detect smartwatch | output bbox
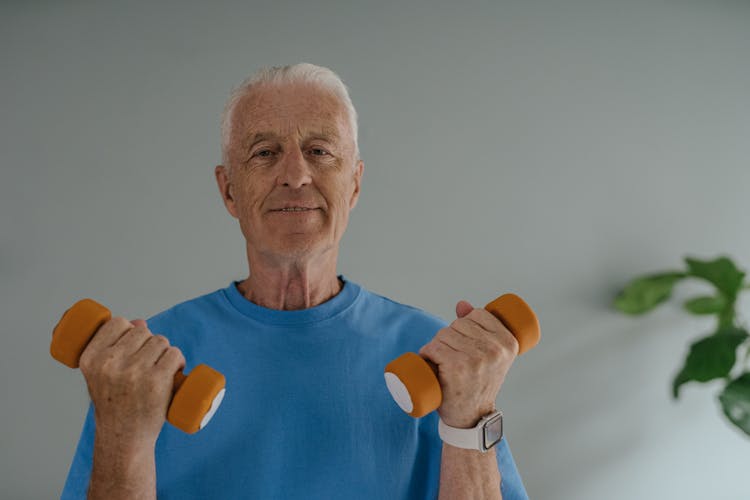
[438,410,504,453]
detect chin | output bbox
[273,238,326,258]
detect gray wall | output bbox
[2,0,749,498]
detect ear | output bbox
[215,164,239,219]
[349,160,364,210]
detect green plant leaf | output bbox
[684,255,746,301]
[672,327,749,398]
[718,373,750,437]
[683,295,727,315]
[613,272,686,315]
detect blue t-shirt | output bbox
[61,275,528,499]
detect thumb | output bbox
[130,318,148,328]
[455,300,474,318]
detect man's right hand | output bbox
[78,317,186,447]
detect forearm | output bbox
[87,431,156,500]
[438,443,502,500]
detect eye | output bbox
[309,148,329,156]
[254,149,274,158]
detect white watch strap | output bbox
[438,410,504,452]
[438,417,483,450]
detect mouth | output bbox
[270,207,320,214]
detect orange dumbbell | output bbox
[384,293,540,418]
[51,298,226,434]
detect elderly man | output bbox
[61,63,528,499]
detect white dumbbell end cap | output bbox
[384,372,413,414]
[199,388,226,430]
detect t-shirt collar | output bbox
[223,274,361,326]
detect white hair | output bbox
[220,63,360,169]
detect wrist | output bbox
[94,425,156,456]
[94,413,160,448]
[440,404,496,429]
[438,409,504,453]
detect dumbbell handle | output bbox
[384,293,540,418]
[51,298,226,434]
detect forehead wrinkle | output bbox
[241,124,343,149]
[232,90,351,153]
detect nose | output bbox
[277,147,312,189]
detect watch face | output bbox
[483,413,503,450]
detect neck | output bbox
[236,251,343,311]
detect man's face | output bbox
[216,83,363,264]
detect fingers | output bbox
[134,334,187,374]
[134,334,172,367]
[112,322,152,357]
[81,316,180,372]
[423,328,495,366]
[419,336,465,367]
[131,318,148,329]
[83,316,135,354]
[452,308,520,355]
[418,303,522,427]
[79,316,148,373]
[154,345,186,375]
[419,313,519,368]
[456,308,504,339]
[122,327,185,373]
[439,326,481,356]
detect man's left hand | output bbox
[418,300,519,428]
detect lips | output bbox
[271,207,319,212]
[270,204,320,212]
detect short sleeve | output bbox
[496,436,529,500]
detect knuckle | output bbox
[124,328,148,343]
[173,346,186,361]
[419,343,437,360]
[485,342,503,358]
[78,350,92,371]
[468,309,486,322]
[128,323,148,335]
[99,352,118,372]
[469,349,484,364]
[91,357,118,384]
[110,316,131,329]
[505,334,520,355]
[422,345,439,361]
[80,348,107,373]
[137,329,153,342]
[121,367,139,384]
[163,345,185,364]
[150,334,170,347]
[440,326,459,340]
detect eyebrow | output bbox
[241,132,277,151]
[244,128,342,150]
